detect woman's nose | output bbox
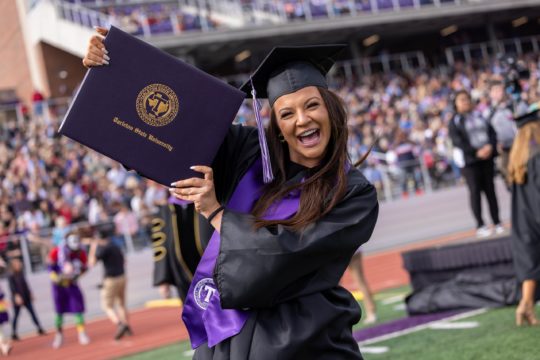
[296,111,310,126]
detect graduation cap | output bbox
[240,44,347,106]
[240,44,347,183]
[514,103,540,128]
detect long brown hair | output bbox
[508,121,540,185]
[252,87,353,231]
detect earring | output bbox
[278,133,286,143]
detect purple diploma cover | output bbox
[59,26,245,186]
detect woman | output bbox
[507,107,540,326]
[449,90,503,238]
[84,30,378,359]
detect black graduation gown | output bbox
[194,125,379,360]
[511,152,540,282]
[151,203,210,301]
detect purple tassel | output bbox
[250,79,274,184]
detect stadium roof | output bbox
[144,0,540,69]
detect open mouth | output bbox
[297,129,321,147]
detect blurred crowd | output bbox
[1,51,539,263]
[0,95,169,263]
[237,54,540,197]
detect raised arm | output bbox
[215,173,379,309]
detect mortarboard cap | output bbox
[514,103,540,128]
[240,44,347,106]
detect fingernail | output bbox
[104,54,110,61]
[168,188,174,192]
[102,59,110,65]
[170,182,176,187]
[190,166,195,169]
[103,48,109,54]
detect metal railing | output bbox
[49,0,472,36]
[445,35,540,66]
[354,151,460,201]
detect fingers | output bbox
[89,35,106,50]
[190,165,214,181]
[82,57,104,68]
[84,35,109,68]
[94,26,109,36]
[169,187,206,197]
[83,52,108,68]
[89,47,109,61]
[171,177,205,188]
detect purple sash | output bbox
[182,159,300,348]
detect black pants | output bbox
[12,301,42,335]
[461,160,500,228]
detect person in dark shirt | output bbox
[449,89,503,238]
[88,236,132,340]
[8,257,45,340]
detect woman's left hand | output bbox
[169,166,221,219]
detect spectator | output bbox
[8,257,45,341]
[112,202,139,251]
[449,90,503,237]
[88,236,132,340]
[48,233,90,348]
[486,80,517,189]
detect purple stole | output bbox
[182,159,301,348]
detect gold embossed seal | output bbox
[136,84,179,127]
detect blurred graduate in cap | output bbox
[84,33,378,359]
[508,104,540,327]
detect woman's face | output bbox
[455,93,472,113]
[273,86,331,168]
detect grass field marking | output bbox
[183,349,195,357]
[358,308,488,346]
[359,346,390,354]
[374,292,408,301]
[381,295,406,305]
[393,304,406,311]
[429,321,479,330]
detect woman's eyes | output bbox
[280,112,292,119]
[280,103,319,119]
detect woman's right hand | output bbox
[82,26,110,68]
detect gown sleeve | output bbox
[211,125,260,203]
[214,172,379,309]
[529,153,540,216]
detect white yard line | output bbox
[381,294,406,305]
[429,321,479,329]
[359,346,390,354]
[358,308,487,346]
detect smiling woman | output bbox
[182,45,378,360]
[83,35,379,360]
[254,85,350,231]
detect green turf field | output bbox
[120,286,539,360]
[362,307,540,360]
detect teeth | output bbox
[299,129,317,137]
